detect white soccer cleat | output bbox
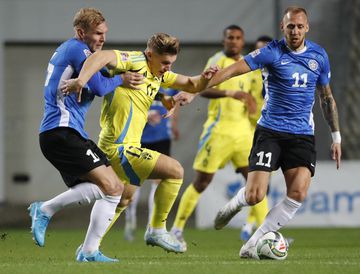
[239,243,260,260]
[170,228,187,252]
[144,227,186,253]
[214,196,242,230]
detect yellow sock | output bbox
[100,205,126,245]
[253,195,269,227]
[173,184,201,230]
[150,178,182,229]
[246,207,256,225]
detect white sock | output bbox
[242,222,254,234]
[82,194,121,254]
[125,187,140,229]
[147,181,158,224]
[246,196,302,247]
[40,182,104,217]
[229,187,249,209]
[150,227,166,234]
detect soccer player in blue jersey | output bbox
[124,87,180,241]
[28,8,142,262]
[209,6,342,259]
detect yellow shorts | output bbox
[193,129,253,173]
[100,143,160,186]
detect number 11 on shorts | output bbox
[86,149,100,163]
[256,151,272,167]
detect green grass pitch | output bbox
[0,228,359,274]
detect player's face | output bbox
[281,11,309,51]
[223,29,244,57]
[255,41,267,50]
[82,22,108,52]
[147,51,177,77]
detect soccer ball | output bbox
[256,231,288,260]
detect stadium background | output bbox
[0,0,359,229]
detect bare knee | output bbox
[245,189,266,205]
[193,172,213,193]
[193,179,211,193]
[171,160,184,179]
[287,189,307,202]
[100,176,124,196]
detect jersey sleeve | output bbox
[67,42,90,73]
[317,49,331,86]
[113,50,140,71]
[244,41,277,70]
[160,71,178,88]
[67,44,123,97]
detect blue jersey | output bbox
[141,88,178,144]
[39,38,122,139]
[244,39,331,135]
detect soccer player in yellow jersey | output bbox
[62,33,218,253]
[170,25,269,247]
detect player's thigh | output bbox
[281,134,316,177]
[248,126,282,173]
[284,167,311,202]
[85,165,124,195]
[149,153,183,180]
[40,128,113,188]
[193,133,233,173]
[106,144,161,186]
[232,131,253,170]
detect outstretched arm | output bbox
[318,84,341,169]
[61,50,118,101]
[169,65,219,93]
[207,59,252,88]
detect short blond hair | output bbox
[146,33,180,55]
[73,8,105,31]
[284,6,308,17]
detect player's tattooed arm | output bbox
[318,84,340,132]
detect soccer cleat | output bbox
[28,202,51,247]
[76,245,119,262]
[170,228,187,252]
[214,196,242,230]
[144,227,186,253]
[239,243,260,260]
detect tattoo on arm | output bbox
[318,85,340,132]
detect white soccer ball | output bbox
[256,231,289,260]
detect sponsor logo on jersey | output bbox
[308,59,319,71]
[250,49,261,58]
[83,49,92,57]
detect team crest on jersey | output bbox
[83,49,92,57]
[250,49,261,58]
[120,52,129,61]
[308,59,319,71]
[141,152,153,160]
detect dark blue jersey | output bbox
[244,39,331,135]
[39,38,122,139]
[141,88,178,144]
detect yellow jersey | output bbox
[204,51,254,135]
[99,50,177,146]
[249,69,264,128]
